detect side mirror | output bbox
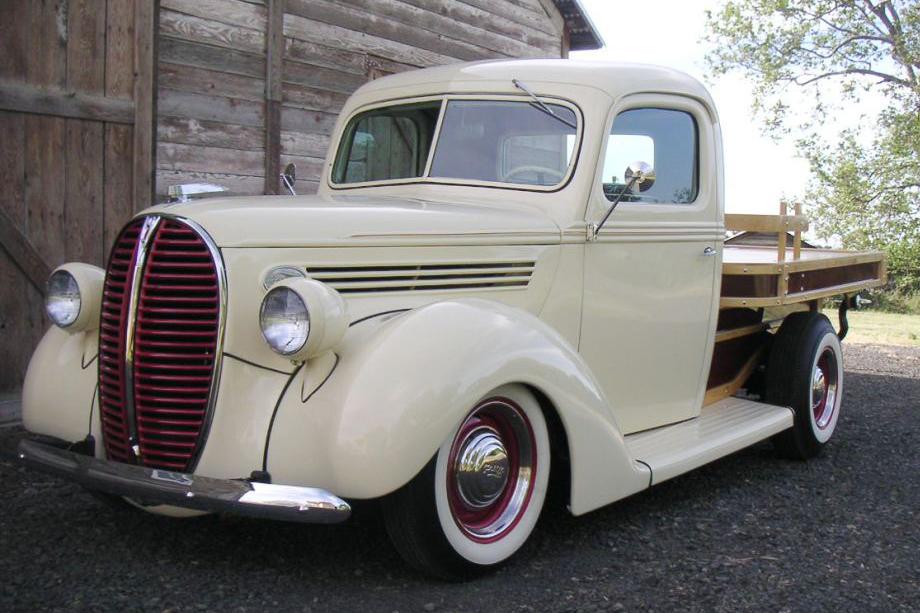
[281,163,297,196]
[624,161,655,193]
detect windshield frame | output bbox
[328,93,584,193]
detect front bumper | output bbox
[18,439,351,524]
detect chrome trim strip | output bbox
[18,439,351,524]
[124,216,161,455]
[422,98,447,177]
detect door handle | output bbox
[702,246,717,257]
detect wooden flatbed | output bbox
[704,206,886,406]
[720,207,886,308]
[721,246,886,308]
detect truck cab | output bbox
[19,60,885,579]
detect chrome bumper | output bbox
[18,439,351,524]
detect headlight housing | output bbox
[45,264,105,332]
[259,278,348,360]
[262,265,306,291]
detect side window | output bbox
[345,116,418,183]
[602,108,698,204]
[333,101,440,184]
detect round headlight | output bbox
[263,265,306,290]
[260,286,311,355]
[46,270,82,328]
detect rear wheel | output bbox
[766,311,844,459]
[382,384,550,580]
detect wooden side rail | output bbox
[724,213,809,234]
[725,202,809,262]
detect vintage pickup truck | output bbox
[19,60,886,579]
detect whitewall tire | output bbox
[382,384,550,579]
[767,311,845,459]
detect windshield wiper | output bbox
[512,79,577,130]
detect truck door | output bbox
[579,94,722,435]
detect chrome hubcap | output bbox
[455,428,510,508]
[811,368,826,409]
[447,398,536,543]
[811,348,839,430]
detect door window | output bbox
[602,108,698,204]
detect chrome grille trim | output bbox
[123,216,162,456]
[98,213,227,473]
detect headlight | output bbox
[45,264,105,332]
[260,286,311,356]
[46,270,81,327]
[258,278,348,360]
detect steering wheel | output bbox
[500,165,565,184]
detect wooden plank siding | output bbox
[155,0,269,197]
[155,0,566,197]
[0,0,155,391]
[1,0,570,391]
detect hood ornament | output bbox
[166,183,228,204]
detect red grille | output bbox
[98,218,221,471]
[98,220,145,464]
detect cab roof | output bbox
[353,59,716,109]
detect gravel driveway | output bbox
[1,344,917,612]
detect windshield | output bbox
[332,98,579,188]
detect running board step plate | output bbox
[624,397,794,485]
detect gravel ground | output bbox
[1,343,917,612]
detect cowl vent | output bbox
[306,262,536,294]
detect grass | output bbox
[822,309,920,347]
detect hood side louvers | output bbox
[306,261,536,294]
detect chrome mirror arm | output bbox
[281,163,297,196]
[591,161,656,240]
[591,175,639,241]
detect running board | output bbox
[624,397,794,485]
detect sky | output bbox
[572,0,812,215]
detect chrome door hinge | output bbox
[586,223,599,242]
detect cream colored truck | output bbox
[19,60,886,579]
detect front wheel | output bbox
[382,384,550,580]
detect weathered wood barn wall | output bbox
[0,0,157,391]
[156,0,601,196]
[0,0,601,391]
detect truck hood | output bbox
[145,194,561,248]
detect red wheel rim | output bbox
[811,348,839,430]
[446,397,537,544]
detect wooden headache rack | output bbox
[704,203,887,407]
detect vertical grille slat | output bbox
[97,217,222,472]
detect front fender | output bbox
[266,299,649,514]
[22,326,98,443]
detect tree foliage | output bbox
[705,1,920,291]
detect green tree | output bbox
[704,0,920,292]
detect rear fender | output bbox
[265,299,649,514]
